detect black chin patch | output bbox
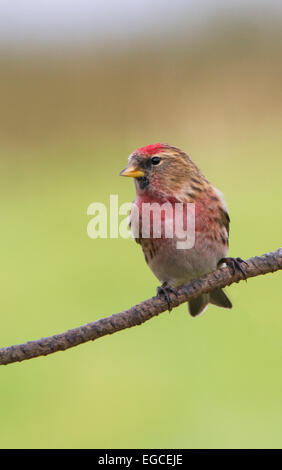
[137,176,149,190]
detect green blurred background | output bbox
[0,1,281,449]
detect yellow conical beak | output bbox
[119,165,145,178]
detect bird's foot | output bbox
[217,257,248,280]
[157,281,178,312]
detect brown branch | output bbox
[0,248,281,366]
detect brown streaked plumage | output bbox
[120,143,233,316]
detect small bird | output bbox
[120,143,244,316]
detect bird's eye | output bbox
[151,156,161,165]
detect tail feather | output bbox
[188,294,209,317]
[188,288,232,317]
[209,288,232,309]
